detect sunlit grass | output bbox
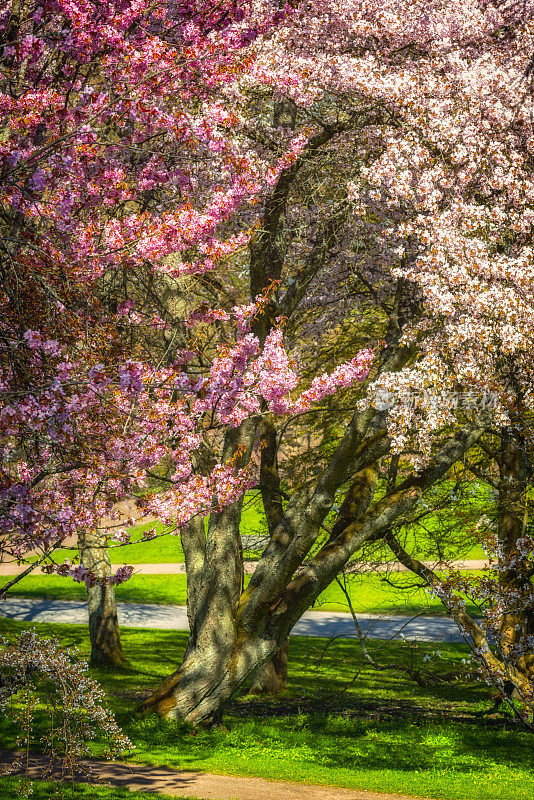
[0,778,197,800]
[1,570,482,618]
[0,619,531,800]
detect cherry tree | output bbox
[0,0,301,565]
[139,0,534,722]
[0,0,378,708]
[0,628,133,796]
[0,0,305,668]
[3,0,534,729]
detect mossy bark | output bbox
[142,632,276,724]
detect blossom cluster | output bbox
[0,629,133,792]
[250,0,534,463]
[0,1,306,577]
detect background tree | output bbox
[379,410,534,721]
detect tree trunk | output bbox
[142,630,276,723]
[250,639,288,695]
[180,516,206,630]
[141,412,482,724]
[496,428,534,683]
[142,420,257,722]
[79,530,130,669]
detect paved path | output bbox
[0,559,489,576]
[0,596,465,642]
[0,751,427,800]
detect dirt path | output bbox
[0,750,429,800]
[0,559,490,576]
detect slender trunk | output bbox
[78,530,130,669]
[250,638,288,695]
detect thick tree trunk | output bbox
[180,516,206,630]
[141,407,482,724]
[253,411,289,696]
[250,639,288,695]
[142,630,276,723]
[79,530,130,669]
[143,420,257,722]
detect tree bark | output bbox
[142,629,277,723]
[143,420,256,722]
[78,530,130,669]
[180,516,206,630]
[250,638,288,695]
[495,427,534,681]
[251,417,289,695]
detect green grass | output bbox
[0,570,483,617]
[397,527,486,562]
[0,573,187,606]
[0,778,197,800]
[107,522,186,564]
[315,571,482,616]
[46,521,185,565]
[0,618,531,800]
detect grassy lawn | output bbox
[95,524,485,565]
[0,618,531,800]
[0,571,482,617]
[0,778,197,800]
